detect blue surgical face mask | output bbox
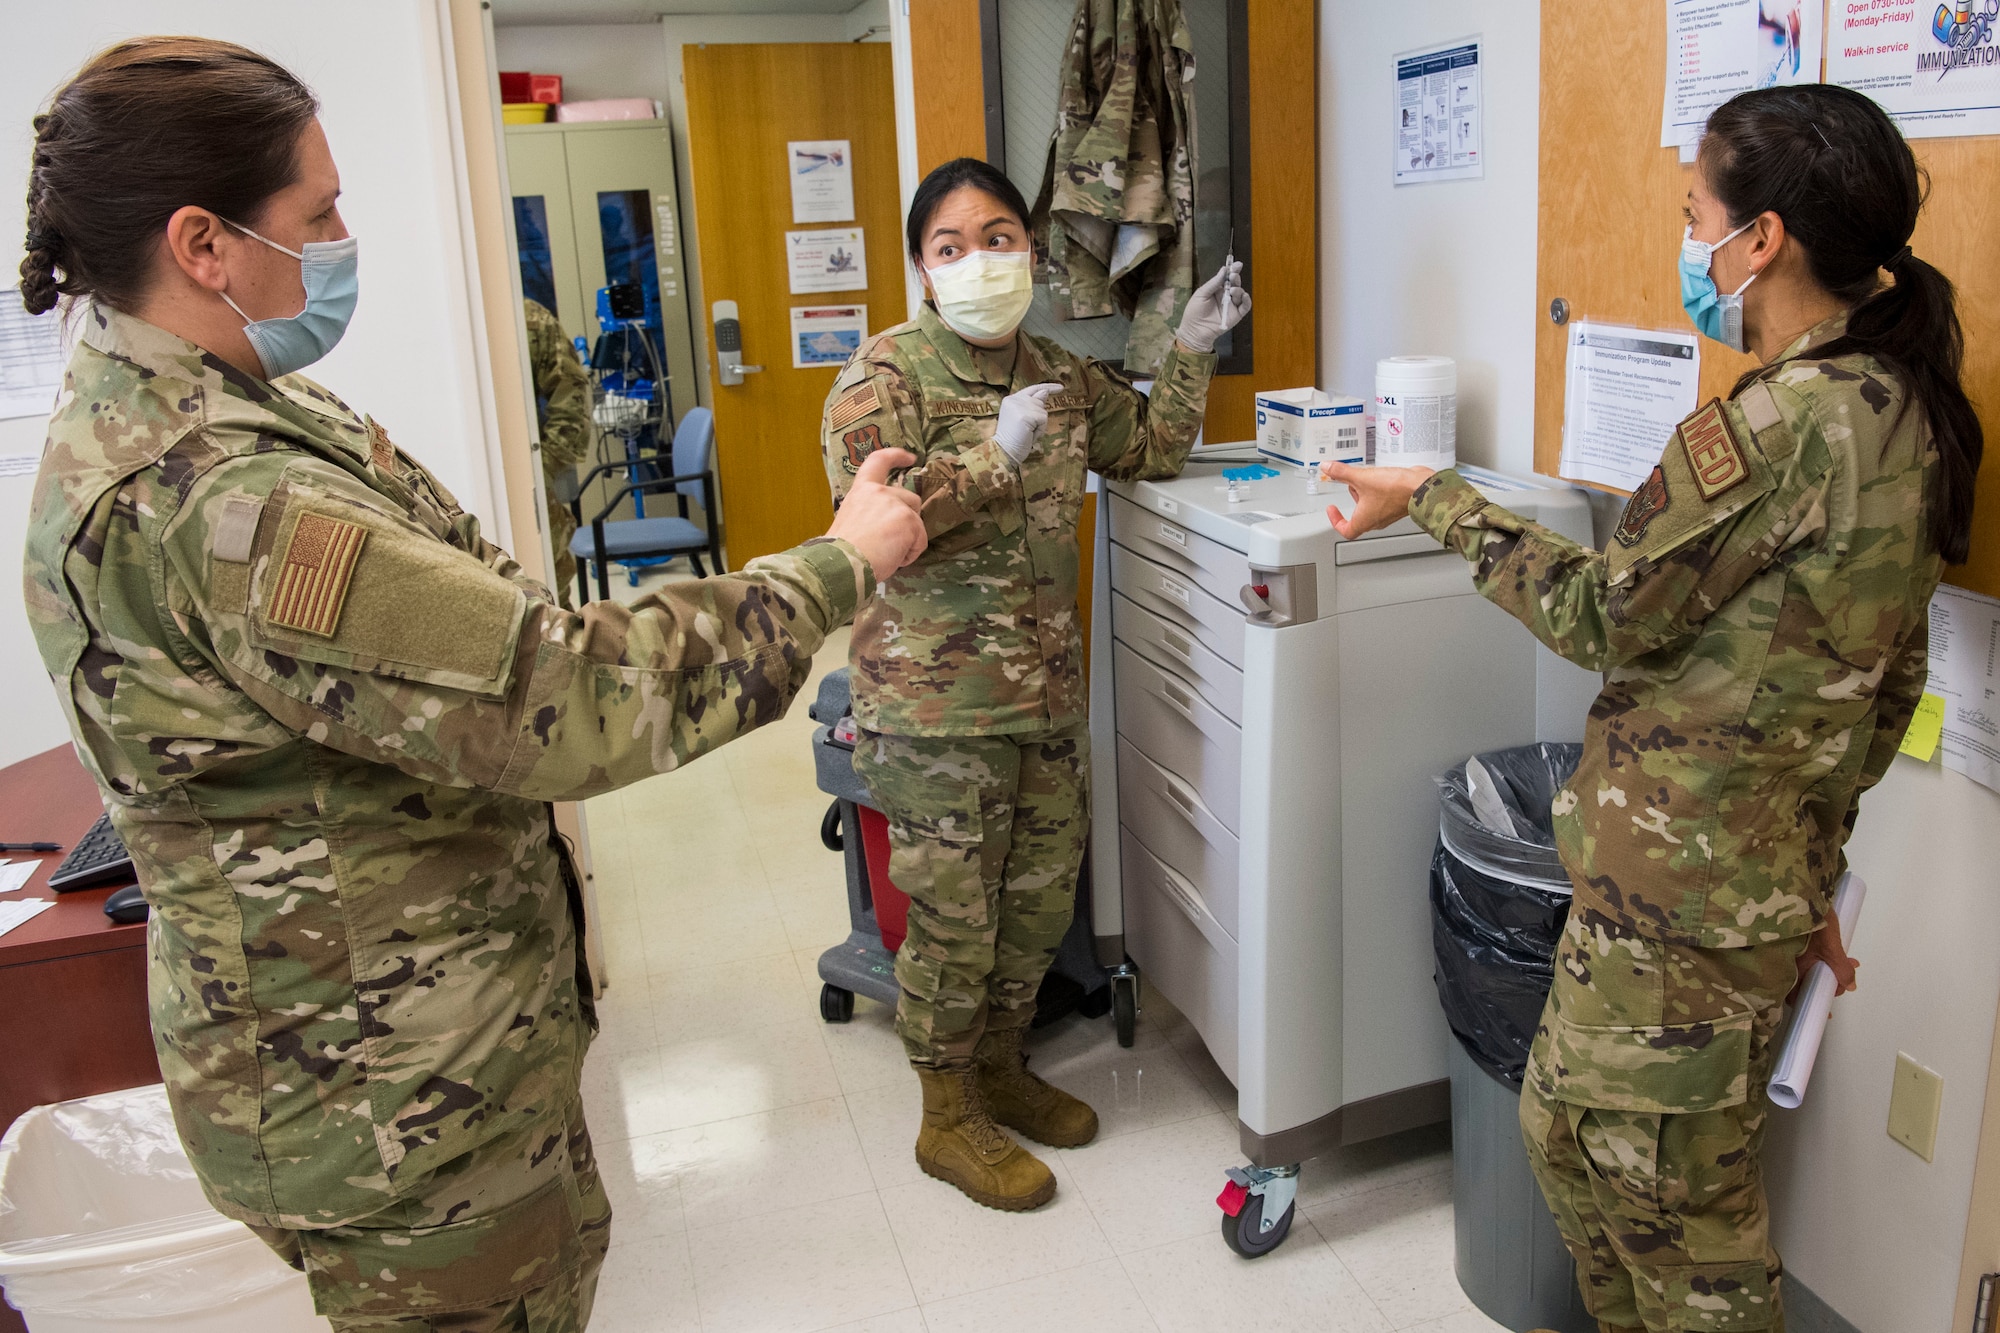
[1679,221,1755,351]
[217,221,359,379]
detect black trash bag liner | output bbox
[1430,743,1581,1085]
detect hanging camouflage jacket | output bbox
[821,303,1214,736]
[21,306,867,1269]
[1412,313,1941,949]
[1033,0,1199,376]
[525,298,593,603]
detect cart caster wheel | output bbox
[1112,973,1137,1048]
[1220,1189,1295,1258]
[819,983,855,1023]
[819,800,844,852]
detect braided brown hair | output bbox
[21,36,319,316]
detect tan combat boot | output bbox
[975,1025,1100,1148]
[914,1065,1057,1211]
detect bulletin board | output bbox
[1534,5,2000,598]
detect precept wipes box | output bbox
[1255,389,1367,467]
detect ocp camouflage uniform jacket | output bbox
[1414,313,1939,956]
[23,307,868,1275]
[1031,0,1199,376]
[822,303,1214,737]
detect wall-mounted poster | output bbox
[1393,39,1482,185]
[789,139,855,223]
[1662,0,1825,154]
[792,305,868,368]
[1827,1,2000,139]
[786,228,868,294]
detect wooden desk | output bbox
[0,745,159,1133]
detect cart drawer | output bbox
[1112,641,1242,836]
[1109,492,1254,613]
[1116,735,1239,940]
[1108,544,1246,666]
[1110,592,1244,725]
[1120,826,1238,1083]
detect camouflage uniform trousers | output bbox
[852,720,1090,1066]
[249,1100,612,1333]
[1520,906,1809,1332]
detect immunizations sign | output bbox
[1393,40,1482,185]
[1827,0,2000,138]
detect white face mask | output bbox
[925,249,1033,342]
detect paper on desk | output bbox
[1769,871,1866,1110]
[0,859,40,893]
[0,897,53,939]
[1559,322,1700,493]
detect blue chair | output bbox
[569,406,724,603]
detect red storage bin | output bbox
[529,74,563,105]
[855,806,911,954]
[498,70,532,103]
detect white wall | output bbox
[1320,0,1541,473]
[494,5,890,398]
[0,0,501,770]
[1766,759,2000,1333]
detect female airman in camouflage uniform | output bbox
[1327,86,1982,1333]
[19,39,926,1332]
[820,158,1248,1210]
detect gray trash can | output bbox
[1432,745,1594,1333]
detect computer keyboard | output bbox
[47,813,135,892]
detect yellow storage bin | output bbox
[502,103,551,125]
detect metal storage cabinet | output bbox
[1087,459,1598,1254]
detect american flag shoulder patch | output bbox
[827,380,886,432]
[267,511,367,638]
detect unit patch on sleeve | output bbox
[1613,465,1670,548]
[828,380,887,433]
[841,424,882,472]
[267,512,367,637]
[1678,398,1750,501]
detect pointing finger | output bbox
[853,447,917,486]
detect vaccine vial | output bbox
[1226,477,1243,504]
[1303,464,1321,496]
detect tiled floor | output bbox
[577,618,1506,1333]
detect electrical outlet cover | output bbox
[1887,1051,1944,1162]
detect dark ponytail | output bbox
[21,37,320,317]
[1703,84,1983,565]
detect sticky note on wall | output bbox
[1899,692,1945,763]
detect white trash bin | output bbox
[0,1084,329,1332]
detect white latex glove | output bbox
[1175,260,1251,354]
[994,382,1064,466]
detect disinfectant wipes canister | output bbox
[1374,356,1456,471]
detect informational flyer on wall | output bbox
[791,305,868,368]
[788,140,854,223]
[1922,583,2000,795]
[0,290,65,420]
[1662,0,1825,153]
[1559,322,1701,493]
[786,228,867,295]
[1393,39,1482,185]
[1827,1,2000,138]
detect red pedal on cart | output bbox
[1217,1179,1250,1217]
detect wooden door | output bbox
[1533,13,1759,495]
[1537,10,1998,601]
[684,43,904,565]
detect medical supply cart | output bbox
[1087,455,1597,1256]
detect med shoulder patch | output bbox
[1679,398,1750,501]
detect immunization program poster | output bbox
[1827,0,2000,138]
[1663,0,1825,152]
